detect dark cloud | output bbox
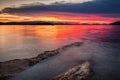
[0,0,120,15]
[100,14,120,18]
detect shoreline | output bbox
[0,42,93,80]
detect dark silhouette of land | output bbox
[110,21,120,25]
[0,21,76,25]
[0,21,120,25]
[0,21,54,25]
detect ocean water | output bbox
[0,25,120,80]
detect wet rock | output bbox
[28,50,59,66]
[0,59,29,80]
[51,61,90,80]
[0,42,83,80]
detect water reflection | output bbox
[0,25,120,61]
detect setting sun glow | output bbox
[0,12,118,24]
[36,17,62,22]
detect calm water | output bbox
[0,25,120,80]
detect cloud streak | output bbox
[0,0,120,15]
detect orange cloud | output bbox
[0,12,118,24]
[34,12,116,24]
[0,14,33,22]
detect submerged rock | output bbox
[0,50,59,80]
[0,59,29,80]
[0,42,83,80]
[52,61,90,80]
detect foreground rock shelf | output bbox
[0,42,85,80]
[51,61,90,80]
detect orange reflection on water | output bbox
[0,25,113,61]
[0,25,112,40]
[0,25,113,50]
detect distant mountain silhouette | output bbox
[0,21,77,25]
[1,21,117,25]
[110,21,120,25]
[0,21,54,25]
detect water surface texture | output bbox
[0,25,120,80]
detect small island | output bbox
[110,21,120,25]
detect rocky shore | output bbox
[51,61,90,80]
[0,42,92,80]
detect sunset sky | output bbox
[0,0,120,24]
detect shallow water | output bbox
[0,25,120,80]
[0,25,119,62]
